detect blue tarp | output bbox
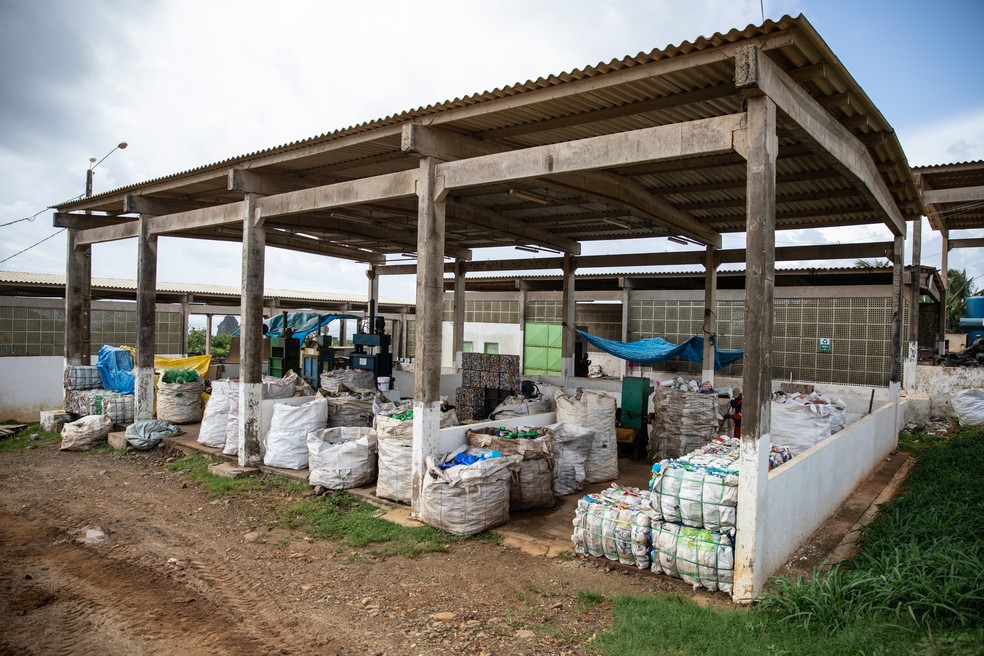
[96,345,135,393]
[233,313,360,342]
[576,330,744,370]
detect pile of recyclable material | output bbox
[571,484,652,570]
[555,390,618,483]
[307,426,377,489]
[467,425,555,510]
[649,383,722,461]
[157,369,204,424]
[547,422,594,496]
[771,390,847,455]
[650,521,734,594]
[418,446,521,537]
[650,436,792,531]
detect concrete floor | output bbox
[164,424,910,574]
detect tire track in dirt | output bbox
[0,509,314,656]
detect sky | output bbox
[2,0,983,320]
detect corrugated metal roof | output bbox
[55,14,920,261]
[0,271,411,307]
[912,161,984,233]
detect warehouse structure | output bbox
[52,15,926,598]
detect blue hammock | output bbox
[576,330,743,370]
[233,312,360,342]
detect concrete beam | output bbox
[255,170,418,219]
[124,194,211,216]
[228,168,314,196]
[403,123,723,247]
[54,212,133,230]
[264,231,386,264]
[949,237,984,250]
[735,45,906,237]
[75,221,141,245]
[146,202,245,236]
[922,185,984,206]
[437,114,744,190]
[447,198,581,255]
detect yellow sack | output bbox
[154,354,212,378]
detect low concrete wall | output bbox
[0,356,69,422]
[910,365,984,418]
[757,400,901,583]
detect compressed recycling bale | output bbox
[555,390,618,483]
[650,521,734,594]
[649,387,720,460]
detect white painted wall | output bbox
[911,365,984,419]
[440,322,523,369]
[0,356,70,422]
[756,400,901,587]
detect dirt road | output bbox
[0,441,702,655]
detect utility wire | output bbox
[0,229,66,265]
[0,208,47,228]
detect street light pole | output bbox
[86,141,127,197]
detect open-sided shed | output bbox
[53,15,920,599]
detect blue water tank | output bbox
[967,296,984,320]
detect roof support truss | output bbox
[735,45,906,236]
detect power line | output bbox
[0,229,66,265]
[0,208,47,228]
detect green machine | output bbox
[269,312,300,378]
[618,376,654,459]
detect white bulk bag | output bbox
[548,422,594,496]
[199,379,234,448]
[307,427,377,489]
[952,388,984,426]
[263,396,328,469]
[556,390,618,483]
[60,414,112,451]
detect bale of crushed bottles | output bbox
[467,425,555,510]
[649,436,792,532]
[571,484,651,569]
[650,521,734,594]
[418,446,522,537]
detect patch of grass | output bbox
[471,530,503,545]
[897,426,953,456]
[279,491,455,558]
[595,594,913,656]
[575,590,606,612]
[593,427,984,656]
[557,550,575,562]
[0,423,61,452]
[165,453,308,497]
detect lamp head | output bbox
[118,142,128,149]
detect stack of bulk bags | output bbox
[418,447,521,537]
[547,422,594,496]
[571,484,651,570]
[325,385,375,428]
[771,393,844,456]
[555,390,618,483]
[467,426,555,510]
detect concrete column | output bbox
[205,314,213,355]
[411,156,446,514]
[64,230,91,367]
[701,246,719,384]
[518,287,528,374]
[451,259,466,371]
[561,253,577,381]
[621,281,631,379]
[938,236,949,355]
[367,266,379,306]
[734,95,777,602]
[889,235,904,434]
[135,216,158,421]
[904,219,921,389]
[181,295,190,356]
[238,193,265,466]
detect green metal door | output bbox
[523,322,563,375]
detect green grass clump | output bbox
[593,427,984,656]
[0,423,61,452]
[280,491,455,557]
[165,453,308,496]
